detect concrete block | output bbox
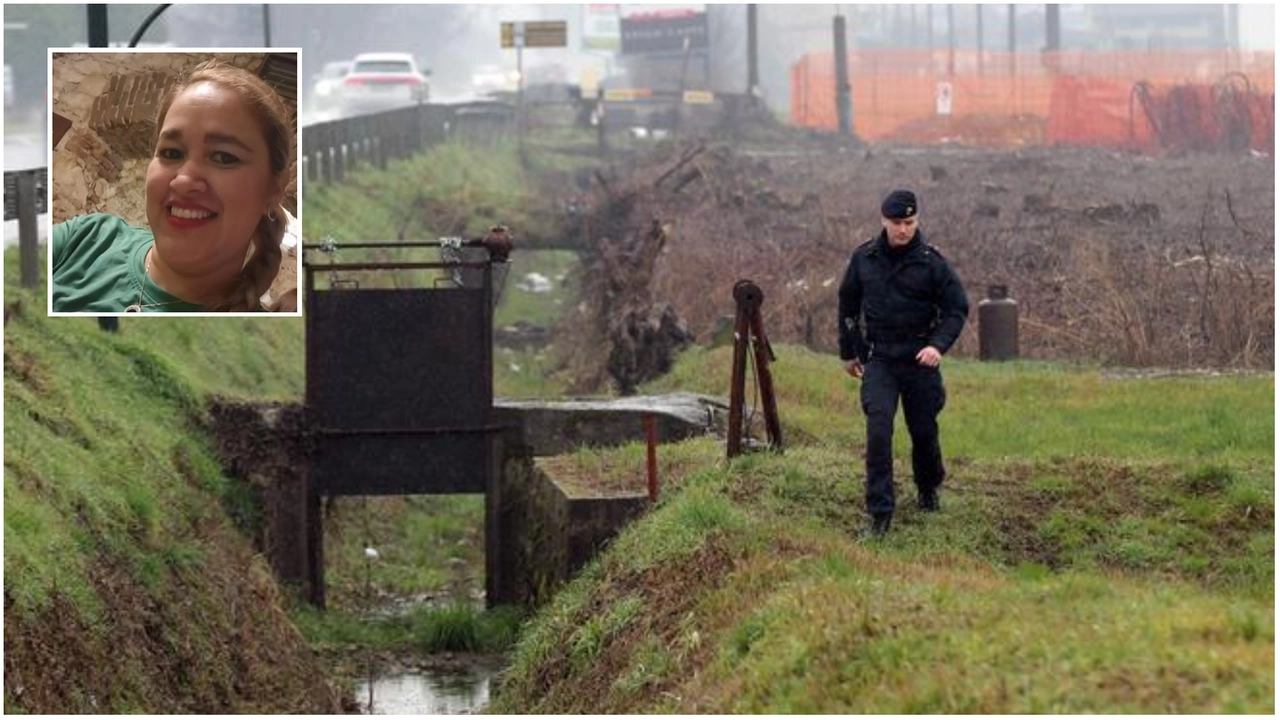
[495,393,727,456]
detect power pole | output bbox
[1225,4,1239,49]
[1045,4,1060,52]
[834,10,852,136]
[926,4,934,52]
[976,4,984,75]
[946,3,955,76]
[87,5,109,46]
[1008,4,1016,52]
[262,4,271,47]
[747,4,759,97]
[1008,4,1017,76]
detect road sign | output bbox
[603,88,652,102]
[682,90,714,104]
[620,11,708,54]
[936,81,953,116]
[501,20,568,49]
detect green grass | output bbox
[491,343,1274,713]
[494,250,578,329]
[648,346,1273,462]
[3,262,305,620]
[319,495,486,610]
[492,249,579,399]
[302,138,595,252]
[3,261,336,712]
[494,346,567,398]
[300,139,564,293]
[704,559,1271,713]
[292,602,524,655]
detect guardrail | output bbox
[301,101,515,190]
[3,167,48,288]
[299,91,760,191]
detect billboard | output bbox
[620,4,708,55]
[584,4,622,51]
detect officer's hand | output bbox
[916,346,942,367]
[843,359,864,378]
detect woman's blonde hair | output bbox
[153,58,294,311]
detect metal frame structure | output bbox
[727,280,783,458]
[299,230,511,607]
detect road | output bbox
[4,132,49,247]
[298,91,483,128]
[5,132,45,171]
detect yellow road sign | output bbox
[603,88,652,102]
[501,20,568,49]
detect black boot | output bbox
[869,513,892,538]
[918,489,939,512]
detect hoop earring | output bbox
[267,209,277,222]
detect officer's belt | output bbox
[867,328,931,343]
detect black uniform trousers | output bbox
[860,357,947,516]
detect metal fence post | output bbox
[18,172,39,288]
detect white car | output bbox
[471,63,520,97]
[340,52,430,116]
[312,60,351,113]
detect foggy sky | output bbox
[3,4,1273,117]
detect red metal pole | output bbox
[645,414,659,501]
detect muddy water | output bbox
[357,664,496,715]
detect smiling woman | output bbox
[51,56,298,314]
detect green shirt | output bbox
[51,214,204,313]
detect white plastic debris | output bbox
[516,272,553,293]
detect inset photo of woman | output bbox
[49,50,300,314]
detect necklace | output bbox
[124,248,192,313]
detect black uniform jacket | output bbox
[838,230,969,363]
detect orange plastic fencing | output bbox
[1047,75,1275,155]
[791,48,1275,152]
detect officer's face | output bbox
[881,215,918,247]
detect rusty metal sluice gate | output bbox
[301,229,512,608]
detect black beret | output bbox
[881,190,918,219]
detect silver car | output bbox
[340,52,430,116]
[312,60,351,113]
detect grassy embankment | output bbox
[491,346,1274,713]
[2,250,339,712]
[4,134,596,708]
[302,134,1273,710]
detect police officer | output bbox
[838,190,969,537]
